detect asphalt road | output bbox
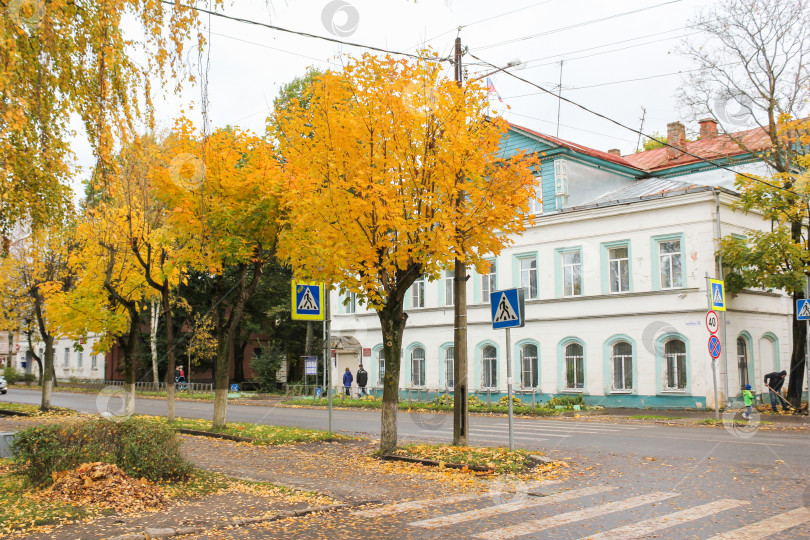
[3,389,809,539]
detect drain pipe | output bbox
[714,188,730,408]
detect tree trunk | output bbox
[234,339,246,383]
[378,301,407,454]
[788,290,806,407]
[150,299,159,391]
[212,261,263,429]
[162,286,176,422]
[40,336,54,411]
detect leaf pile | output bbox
[40,462,167,513]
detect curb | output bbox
[0,409,32,417]
[380,453,493,472]
[108,503,354,540]
[176,428,254,443]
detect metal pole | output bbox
[714,191,729,408]
[806,275,809,416]
[325,287,333,433]
[506,327,514,451]
[706,273,720,419]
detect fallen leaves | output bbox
[39,462,167,513]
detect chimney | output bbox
[607,148,622,157]
[666,121,686,160]
[699,118,718,139]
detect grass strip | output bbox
[144,416,352,445]
[388,444,534,475]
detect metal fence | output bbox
[100,380,214,393]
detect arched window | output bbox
[737,337,749,389]
[481,345,497,388]
[377,349,385,385]
[664,339,687,390]
[444,347,454,389]
[564,342,584,390]
[611,341,633,391]
[520,344,538,388]
[410,347,425,387]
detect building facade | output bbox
[327,120,795,409]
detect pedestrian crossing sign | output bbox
[490,288,525,329]
[709,279,725,311]
[797,299,810,320]
[291,280,325,320]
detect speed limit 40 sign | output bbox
[705,310,719,335]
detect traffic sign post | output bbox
[490,288,526,451]
[706,274,728,414]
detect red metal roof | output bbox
[508,122,640,170]
[509,122,771,173]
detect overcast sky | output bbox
[71,0,721,195]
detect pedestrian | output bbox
[357,364,368,397]
[763,370,788,412]
[742,383,754,419]
[342,367,353,397]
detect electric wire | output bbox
[468,52,799,198]
[162,0,448,61]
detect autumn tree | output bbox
[679,0,810,406]
[0,220,76,409]
[155,119,283,428]
[273,54,539,453]
[720,116,810,407]
[0,1,221,232]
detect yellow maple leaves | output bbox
[274,52,539,309]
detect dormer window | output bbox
[554,159,568,208]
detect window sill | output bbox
[661,389,687,393]
[610,390,633,394]
[562,389,584,393]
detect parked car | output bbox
[0,376,7,394]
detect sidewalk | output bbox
[1,418,494,539]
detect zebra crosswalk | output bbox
[353,484,810,539]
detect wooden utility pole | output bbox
[453,35,469,446]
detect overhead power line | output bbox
[468,52,798,198]
[475,0,683,51]
[162,0,448,61]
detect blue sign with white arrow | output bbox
[490,288,525,329]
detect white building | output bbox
[328,120,794,409]
[15,335,107,382]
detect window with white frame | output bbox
[611,341,633,391]
[481,261,496,304]
[562,251,582,296]
[344,292,356,314]
[664,339,687,391]
[63,347,70,368]
[411,276,425,309]
[377,349,385,385]
[444,347,454,389]
[77,350,83,369]
[564,342,584,390]
[608,246,630,293]
[410,347,425,387]
[528,184,543,215]
[481,345,497,389]
[554,159,568,208]
[444,269,454,306]
[91,353,98,370]
[519,257,538,298]
[520,344,539,388]
[737,337,749,389]
[658,239,683,289]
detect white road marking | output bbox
[410,484,613,529]
[705,507,810,540]
[476,491,679,540]
[470,428,574,438]
[352,493,484,518]
[581,499,748,539]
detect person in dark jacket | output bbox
[356,364,368,397]
[763,370,788,412]
[342,367,353,396]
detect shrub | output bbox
[546,394,584,408]
[467,394,484,407]
[433,394,453,406]
[250,348,285,392]
[11,417,191,485]
[499,395,524,407]
[2,366,20,384]
[20,372,37,384]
